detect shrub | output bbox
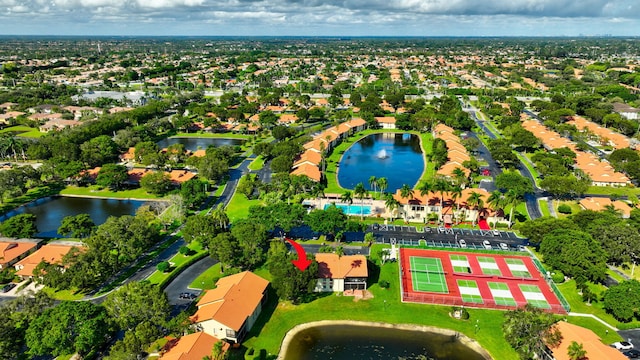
[379,280,390,289]
[179,246,190,255]
[551,271,565,284]
[557,204,572,214]
[157,261,170,273]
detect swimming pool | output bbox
[324,203,372,216]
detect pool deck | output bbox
[305,197,393,219]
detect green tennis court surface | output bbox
[457,279,483,303]
[449,254,471,273]
[505,258,533,278]
[519,284,551,309]
[477,256,502,276]
[488,282,516,306]
[410,256,449,294]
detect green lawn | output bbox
[554,200,582,218]
[242,260,518,360]
[147,241,207,285]
[189,263,223,290]
[586,186,640,197]
[248,156,265,171]
[226,191,262,222]
[61,185,168,200]
[0,125,43,138]
[41,287,85,301]
[538,199,551,217]
[173,132,252,140]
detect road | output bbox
[465,106,543,219]
[165,256,217,315]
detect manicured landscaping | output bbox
[41,287,85,301]
[248,156,265,171]
[0,125,43,138]
[241,258,519,359]
[147,241,207,285]
[226,191,262,222]
[553,200,582,218]
[174,132,252,140]
[586,186,640,197]
[538,199,551,217]
[61,185,168,200]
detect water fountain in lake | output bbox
[377,148,389,159]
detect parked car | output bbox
[1,283,15,293]
[458,239,467,248]
[612,341,634,350]
[623,349,640,358]
[482,240,492,249]
[492,229,500,236]
[499,243,509,250]
[179,292,197,300]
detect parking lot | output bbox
[368,224,528,251]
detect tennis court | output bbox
[409,256,449,293]
[488,282,517,306]
[520,284,551,309]
[505,258,533,278]
[399,248,567,313]
[477,256,502,276]
[457,279,483,304]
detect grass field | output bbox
[226,191,262,222]
[538,199,551,217]
[60,185,167,200]
[248,156,265,171]
[241,254,519,360]
[0,125,43,138]
[586,186,640,197]
[146,241,207,285]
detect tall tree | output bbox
[368,176,378,197]
[377,177,388,197]
[58,213,95,238]
[0,213,38,238]
[103,281,170,331]
[502,305,561,360]
[267,241,318,303]
[354,182,368,220]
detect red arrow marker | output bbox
[286,238,312,271]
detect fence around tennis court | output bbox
[401,291,568,314]
[527,250,572,313]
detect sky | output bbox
[0,0,639,36]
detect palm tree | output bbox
[384,192,400,221]
[466,191,484,227]
[504,189,522,229]
[377,177,388,198]
[369,176,378,198]
[341,191,353,205]
[452,167,468,188]
[400,184,414,201]
[418,180,432,197]
[567,341,587,360]
[210,205,230,230]
[432,176,451,218]
[450,185,463,223]
[354,182,368,220]
[487,190,505,228]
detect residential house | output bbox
[613,102,640,120]
[14,243,81,278]
[0,238,41,270]
[543,321,626,360]
[160,332,229,360]
[191,271,269,344]
[579,197,632,218]
[314,253,368,292]
[39,118,81,132]
[0,111,25,126]
[375,116,397,129]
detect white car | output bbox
[458,239,467,248]
[482,240,492,249]
[612,341,634,350]
[492,229,500,236]
[499,243,509,250]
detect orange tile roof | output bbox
[161,332,229,360]
[579,197,631,217]
[191,271,269,331]
[316,253,368,279]
[548,322,626,360]
[291,163,322,182]
[279,114,298,123]
[375,116,396,124]
[0,240,37,268]
[15,244,80,277]
[293,150,322,167]
[167,170,197,184]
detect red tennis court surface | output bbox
[399,248,567,314]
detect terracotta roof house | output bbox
[14,243,81,278]
[579,197,631,218]
[0,238,41,270]
[191,271,269,344]
[375,116,397,129]
[39,118,81,132]
[545,321,626,360]
[314,253,368,292]
[160,332,229,360]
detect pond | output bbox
[337,133,424,192]
[282,323,489,360]
[0,196,149,238]
[156,137,244,151]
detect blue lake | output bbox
[337,133,424,192]
[156,137,244,151]
[0,196,148,238]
